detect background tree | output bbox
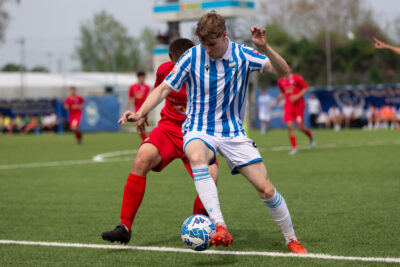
[0,0,19,44]
[139,26,156,72]
[30,66,49,73]
[75,10,141,72]
[1,62,26,71]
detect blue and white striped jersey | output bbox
[164,38,268,137]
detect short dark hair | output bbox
[168,38,195,63]
[137,71,146,77]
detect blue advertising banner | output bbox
[255,84,400,129]
[79,96,120,132]
[312,84,400,112]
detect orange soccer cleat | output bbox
[287,239,307,254]
[211,225,233,247]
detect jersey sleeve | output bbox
[295,74,308,89]
[242,46,268,73]
[164,50,191,92]
[128,85,134,97]
[154,67,165,88]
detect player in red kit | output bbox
[126,71,151,142]
[277,67,315,155]
[102,38,218,244]
[63,86,85,144]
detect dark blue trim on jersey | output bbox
[230,43,240,136]
[220,60,231,136]
[231,158,263,175]
[243,48,266,60]
[197,47,206,132]
[206,60,218,136]
[183,137,217,165]
[238,48,247,129]
[249,61,263,69]
[189,48,198,132]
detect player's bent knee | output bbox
[259,186,276,199]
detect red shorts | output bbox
[68,116,82,128]
[143,126,192,174]
[283,104,305,124]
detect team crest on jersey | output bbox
[229,60,237,72]
[252,49,260,55]
[205,65,209,71]
[289,79,294,84]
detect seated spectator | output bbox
[365,103,379,130]
[13,114,26,132]
[327,104,342,131]
[307,94,321,128]
[316,112,328,128]
[379,105,396,130]
[342,102,353,129]
[3,115,13,135]
[42,113,58,132]
[351,103,364,128]
[21,115,40,135]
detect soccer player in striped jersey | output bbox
[118,11,307,254]
[102,38,218,245]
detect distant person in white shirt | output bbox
[327,104,342,131]
[351,103,364,128]
[342,102,353,129]
[307,94,321,128]
[257,89,274,134]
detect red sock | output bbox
[305,130,313,139]
[290,136,297,149]
[74,130,82,140]
[120,173,146,230]
[192,195,208,216]
[140,133,147,142]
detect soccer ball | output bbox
[180,214,216,251]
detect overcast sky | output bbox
[0,0,399,72]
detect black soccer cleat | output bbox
[101,224,131,244]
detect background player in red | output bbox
[126,71,150,142]
[276,67,315,155]
[102,38,218,244]
[63,86,85,144]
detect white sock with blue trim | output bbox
[192,164,225,226]
[263,189,296,244]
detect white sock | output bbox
[192,165,225,226]
[263,189,296,244]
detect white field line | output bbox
[0,240,399,263]
[0,140,399,170]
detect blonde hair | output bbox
[195,11,226,42]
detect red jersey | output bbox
[128,83,150,110]
[64,94,85,118]
[278,74,308,108]
[154,61,187,132]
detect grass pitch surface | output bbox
[0,129,399,266]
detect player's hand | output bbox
[118,110,140,124]
[135,116,149,135]
[251,27,267,48]
[373,37,387,49]
[289,95,299,102]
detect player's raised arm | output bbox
[118,82,172,124]
[250,26,289,76]
[373,37,400,55]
